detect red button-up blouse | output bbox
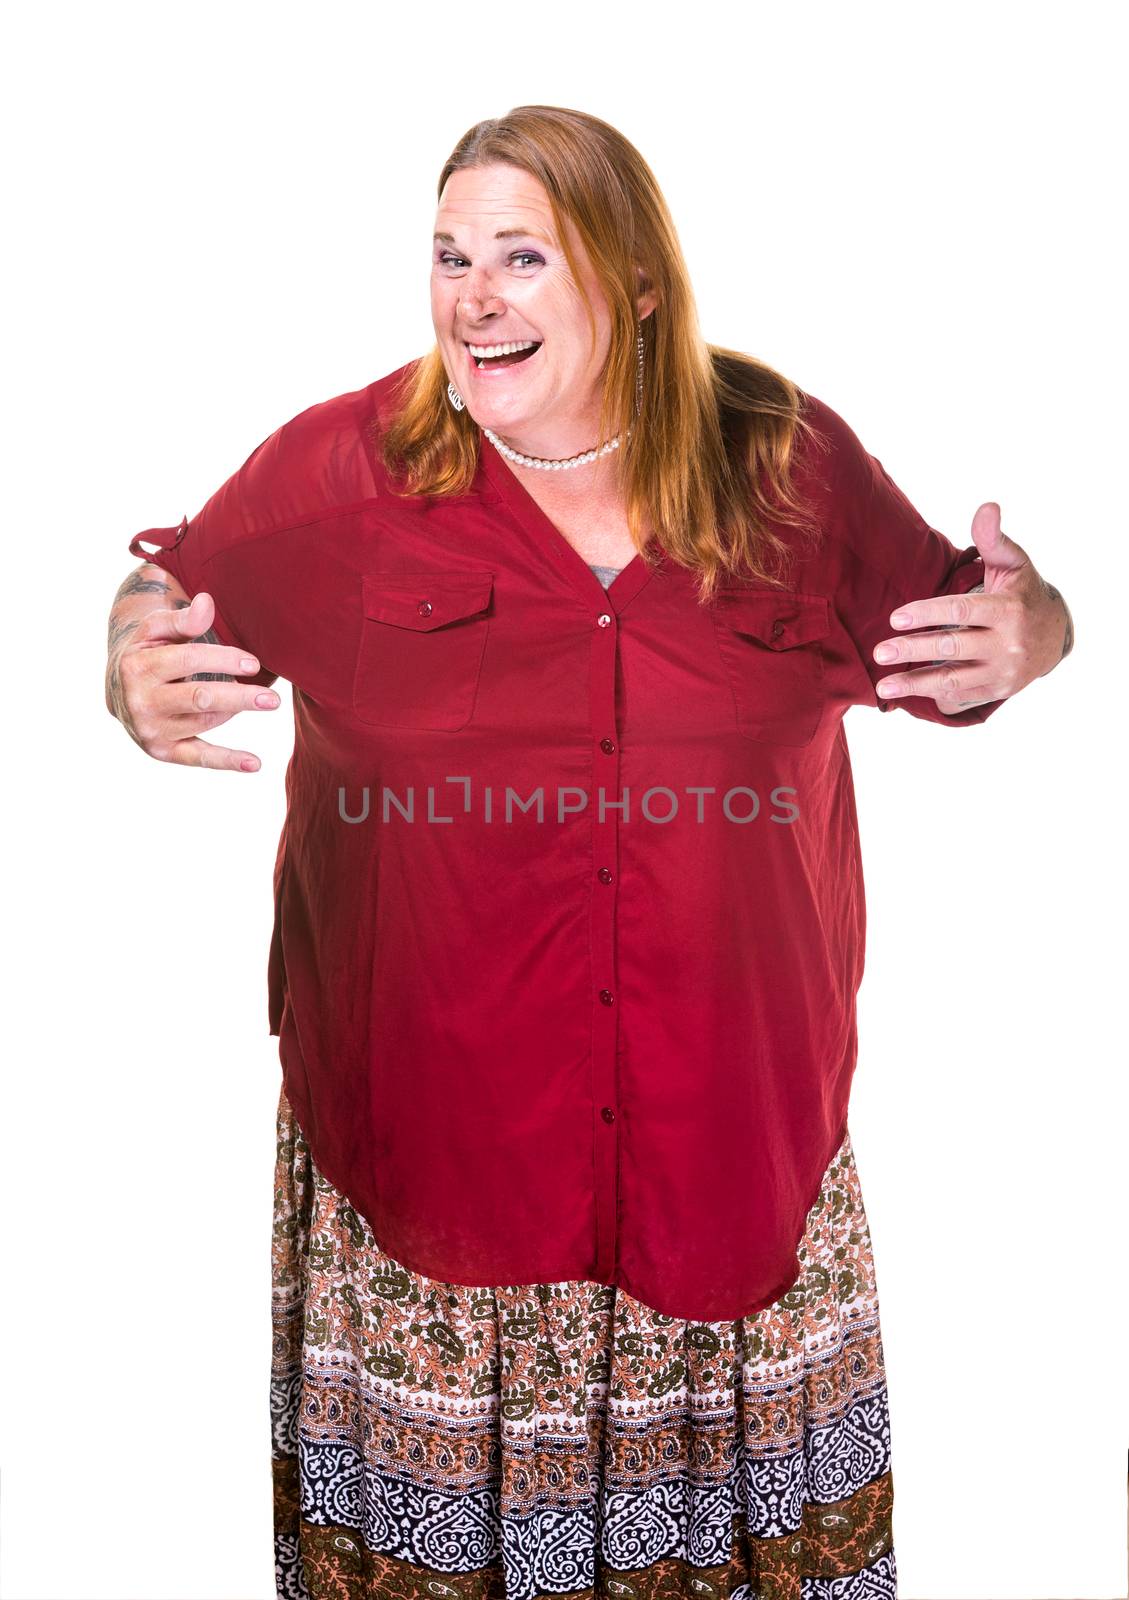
[128,361,1005,1321]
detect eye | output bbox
[437,252,543,269]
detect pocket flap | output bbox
[362,571,494,631]
[715,589,830,650]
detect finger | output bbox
[132,637,266,684]
[134,594,263,680]
[155,679,282,719]
[139,590,220,645]
[876,662,999,701]
[873,626,990,668]
[888,592,995,631]
[161,734,264,772]
[971,502,1031,574]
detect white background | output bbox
[2,1,1125,1596]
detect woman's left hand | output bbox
[872,503,1073,714]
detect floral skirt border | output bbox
[271,1082,896,1599]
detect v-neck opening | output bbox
[476,427,659,609]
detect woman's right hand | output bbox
[107,572,280,771]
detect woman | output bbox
[107,107,1072,1599]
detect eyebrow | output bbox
[433,229,551,245]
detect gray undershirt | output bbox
[588,563,623,589]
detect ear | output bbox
[634,265,658,322]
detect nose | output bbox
[458,270,506,322]
[459,298,505,323]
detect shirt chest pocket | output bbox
[710,589,831,746]
[352,570,494,730]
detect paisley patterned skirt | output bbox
[271,1082,896,1599]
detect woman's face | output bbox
[431,162,621,457]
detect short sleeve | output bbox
[814,397,1008,727]
[127,452,280,691]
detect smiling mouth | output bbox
[465,342,543,372]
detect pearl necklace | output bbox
[483,424,632,471]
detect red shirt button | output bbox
[598,989,614,1005]
[600,1106,616,1123]
[599,737,616,754]
[417,599,433,616]
[771,619,785,639]
[597,867,613,884]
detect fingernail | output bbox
[890,612,912,628]
[255,692,279,707]
[874,644,896,662]
[241,657,259,672]
[240,756,260,771]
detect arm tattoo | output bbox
[107,615,140,654]
[1042,581,1074,662]
[106,561,233,723]
[105,577,154,719]
[106,569,170,651]
[105,621,140,721]
[113,569,172,602]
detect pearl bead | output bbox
[482,423,632,472]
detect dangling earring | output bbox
[447,380,465,412]
[635,321,645,419]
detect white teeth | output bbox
[467,340,539,358]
